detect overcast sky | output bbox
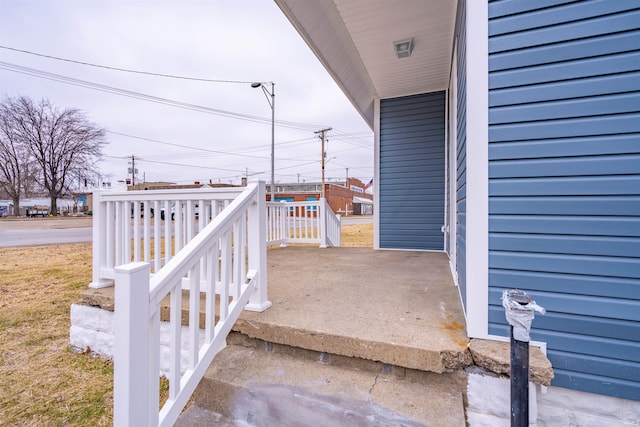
[0,1,373,188]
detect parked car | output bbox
[131,203,154,218]
[26,206,48,217]
[160,203,199,221]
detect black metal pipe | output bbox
[510,325,529,427]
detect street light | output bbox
[251,82,275,200]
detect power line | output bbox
[0,60,324,131]
[106,130,317,162]
[0,45,256,84]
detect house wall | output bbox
[379,92,446,250]
[454,0,468,309]
[487,1,640,400]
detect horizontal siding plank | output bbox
[489,154,640,178]
[488,288,639,321]
[490,72,640,107]
[547,369,640,400]
[490,1,638,36]
[547,350,640,382]
[490,269,639,299]
[488,307,639,341]
[490,10,640,53]
[489,251,640,279]
[489,233,640,257]
[489,323,639,362]
[490,196,640,216]
[490,113,640,143]
[489,134,639,160]
[490,51,640,90]
[489,215,640,237]
[489,93,640,124]
[489,0,586,20]
[490,176,640,196]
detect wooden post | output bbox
[114,262,151,427]
[89,191,111,288]
[246,182,271,312]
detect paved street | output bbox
[0,217,92,248]
[0,215,372,248]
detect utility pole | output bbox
[128,155,137,186]
[345,168,349,187]
[314,127,332,199]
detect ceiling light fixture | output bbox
[393,38,414,59]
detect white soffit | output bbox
[275,0,457,127]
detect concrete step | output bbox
[187,343,467,426]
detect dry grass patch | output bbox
[340,223,374,247]
[0,243,112,426]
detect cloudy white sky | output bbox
[0,1,373,188]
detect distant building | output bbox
[268,178,373,216]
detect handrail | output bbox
[90,186,244,288]
[113,182,271,427]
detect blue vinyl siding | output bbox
[379,92,445,250]
[455,0,467,309]
[488,1,640,400]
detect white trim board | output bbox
[463,0,489,339]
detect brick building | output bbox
[267,177,373,216]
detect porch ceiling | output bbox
[275,0,457,127]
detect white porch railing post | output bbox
[89,190,111,288]
[246,182,271,312]
[319,197,328,249]
[114,262,151,427]
[279,201,288,247]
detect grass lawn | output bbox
[0,222,372,426]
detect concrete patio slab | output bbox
[235,246,471,373]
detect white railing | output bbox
[90,186,245,288]
[266,198,340,248]
[113,182,271,427]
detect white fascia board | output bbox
[374,98,381,250]
[464,0,489,339]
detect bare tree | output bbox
[10,97,106,215]
[0,97,32,215]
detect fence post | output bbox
[319,198,328,249]
[114,262,151,427]
[246,182,272,312]
[89,190,111,288]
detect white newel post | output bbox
[114,262,151,427]
[246,182,272,312]
[319,198,328,249]
[90,191,111,288]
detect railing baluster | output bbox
[175,201,183,254]
[164,200,172,265]
[220,230,230,320]
[153,201,161,273]
[188,264,200,370]
[106,201,114,270]
[144,202,151,263]
[205,244,218,342]
[169,283,181,399]
[133,201,140,262]
[148,307,160,426]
